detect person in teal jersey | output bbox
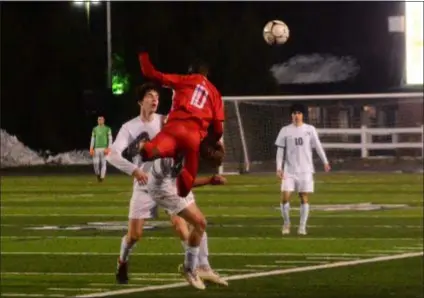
[90,116,113,182]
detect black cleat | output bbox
[96,175,102,182]
[116,260,129,284]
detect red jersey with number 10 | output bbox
[139,53,224,132]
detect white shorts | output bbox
[150,190,195,216]
[128,189,158,220]
[281,173,314,193]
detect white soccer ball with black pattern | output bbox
[263,20,290,45]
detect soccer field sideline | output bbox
[71,251,424,298]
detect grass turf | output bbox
[0,173,423,298]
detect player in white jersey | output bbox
[148,157,228,289]
[275,104,331,235]
[106,83,164,283]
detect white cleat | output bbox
[197,267,229,286]
[282,224,291,235]
[297,227,307,235]
[178,264,206,290]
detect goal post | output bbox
[219,92,424,174]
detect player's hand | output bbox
[276,170,284,179]
[210,175,227,185]
[324,163,331,172]
[104,148,111,155]
[89,148,94,156]
[132,169,148,185]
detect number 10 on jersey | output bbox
[190,84,208,109]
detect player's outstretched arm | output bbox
[193,175,226,188]
[138,52,193,89]
[311,126,331,171]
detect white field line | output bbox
[394,246,424,250]
[2,224,422,228]
[306,256,359,260]
[0,272,180,276]
[0,252,386,257]
[74,252,424,298]
[1,236,421,241]
[274,260,326,264]
[368,250,413,253]
[1,294,65,297]
[48,288,107,292]
[132,277,183,281]
[1,213,423,218]
[245,265,285,268]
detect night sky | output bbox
[1,1,407,152]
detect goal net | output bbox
[220,92,424,174]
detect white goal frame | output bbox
[218,92,424,175]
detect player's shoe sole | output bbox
[178,264,206,290]
[281,225,290,235]
[116,259,129,284]
[197,268,229,286]
[297,228,307,235]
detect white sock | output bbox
[198,232,210,268]
[181,240,188,251]
[119,235,136,262]
[100,159,107,178]
[280,202,290,225]
[184,245,200,272]
[300,203,310,229]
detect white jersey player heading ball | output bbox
[275,104,330,236]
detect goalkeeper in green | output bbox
[90,116,113,182]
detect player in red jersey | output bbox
[137,52,224,198]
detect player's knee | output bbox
[299,193,308,203]
[282,192,291,202]
[128,229,143,242]
[196,216,207,233]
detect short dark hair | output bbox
[135,82,160,102]
[188,59,209,75]
[290,103,306,115]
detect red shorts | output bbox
[143,118,205,159]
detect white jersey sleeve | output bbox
[106,125,138,176]
[275,127,287,148]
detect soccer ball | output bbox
[263,20,290,45]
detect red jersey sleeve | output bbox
[138,53,195,89]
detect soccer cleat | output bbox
[178,264,206,290]
[297,227,307,235]
[197,267,228,286]
[281,224,290,235]
[96,175,102,182]
[116,259,129,284]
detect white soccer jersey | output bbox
[106,113,163,190]
[275,123,328,175]
[147,158,176,195]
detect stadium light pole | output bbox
[73,0,112,89]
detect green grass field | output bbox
[1,173,423,298]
